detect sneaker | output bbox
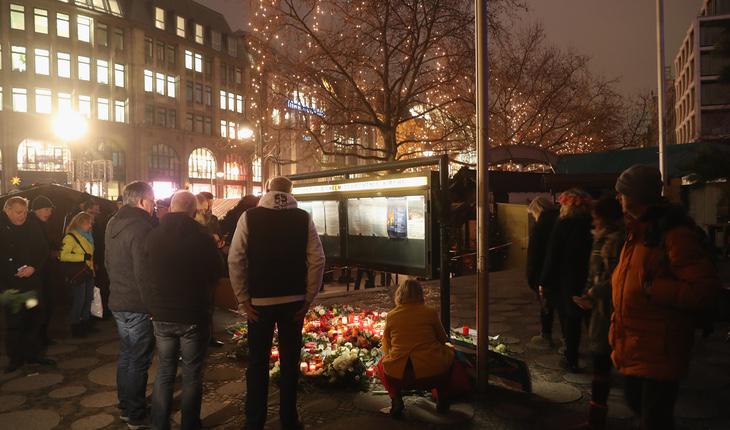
[119,415,129,423]
[126,418,150,429]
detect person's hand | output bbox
[572,295,593,310]
[538,286,545,300]
[15,266,36,278]
[293,301,311,322]
[238,300,260,322]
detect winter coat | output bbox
[105,205,156,313]
[0,212,49,293]
[145,213,223,324]
[609,204,720,381]
[59,231,95,272]
[584,224,625,355]
[381,303,455,380]
[539,212,593,317]
[228,191,325,307]
[526,208,559,290]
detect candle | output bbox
[271,348,279,359]
[300,362,308,373]
[462,325,469,335]
[309,362,316,372]
[341,316,348,325]
[354,315,360,323]
[348,313,354,324]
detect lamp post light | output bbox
[52,111,88,142]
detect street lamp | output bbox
[238,125,255,140]
[52,111,88,142]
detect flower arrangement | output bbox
[228,305,386,390]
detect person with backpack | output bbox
[610,165,721,430]
[59,212,95,338]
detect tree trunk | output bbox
[382,126,397,161]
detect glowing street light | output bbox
[238,125,254,140]
[53,111,88,142]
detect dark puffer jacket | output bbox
[105,205,155,313]
[526,208,559,291]
[0,213,49,293]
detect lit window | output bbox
[229,122,236,139]
[34,8,48,34]
[236,95,243,113]
[34,49,50,75]
[57,53,71,78]
[188,147,216,179]
[58,93,72,113]
[155,7,165,30]
[220,120,227,137]
[167,75,176,98]
[228,93,234,111]
[78,95,91,118]
[144,70,153,92]
[114,100,126,123]
[96,60,109,84]
[10,4,25,31]
[35,88,52,114]
[176,16,185,37]
[78,56,91,81]
[57,13,70,38]
[252,157,262,182]
[219,91,226,110]
[17,139,72,172]
[11,46,26,72]
[109,0,122,16]
[184,50,193,70]
[195,23,203,44]
[77,15,92,43]
[194,53,202,72]
[212,31,221,50]
[114,64,125,87]
[97,98,109,121]
[12,88,27,112]
[155,72,165,95]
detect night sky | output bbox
[199,0,706,96]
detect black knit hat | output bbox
[31,195,55,210]
[615,165,663,204]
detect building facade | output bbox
[0,0,259,198]
[673,0,730,144]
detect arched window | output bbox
[148,143,180,180]
[252,156,262,183]
[188,147,216,179]
[224,153,245,181]
[17,139,72,172]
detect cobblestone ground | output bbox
[1,269,729,429]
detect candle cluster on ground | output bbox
[228,305,386,389]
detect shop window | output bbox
[149,143,180,180]
[17,139,71,172]
[188,147,216,179]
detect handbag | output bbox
[61,233,93,284]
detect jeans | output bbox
[151,321,210,430]
[69,277,94,324]
[113,311,155,421]
[539,299,555,337]
[246,301,304,429]
[624,376,680,430]
[591,353,612,405]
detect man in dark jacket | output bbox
[105,181,157,429]
[526,196,559,345]
[145,191,223,430]
[29,195,57,346]
[1,196,55,372]
[228,176,325,430]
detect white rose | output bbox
[25,298,38,309]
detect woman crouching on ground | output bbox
[377,279,462,417]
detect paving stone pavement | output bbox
[0,270,728,429]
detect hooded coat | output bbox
[104,205,155,313]
[0,212,48,293]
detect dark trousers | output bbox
[4,303,43,365]
[591,353,612,405]
[246,301,304,429]
[624,376,679,430]
[39,266,54,343]
[113,311,155,421]
[68,277,94,324]
[559,313,582,367]
[540,300,555,337]
[151,321,210,430]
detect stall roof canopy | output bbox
[555,141,730,178]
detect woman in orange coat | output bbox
[610,165,720,430]
[377,280,456,417]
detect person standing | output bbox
[106,181,157,429]
[59,212,96,338]
[0,197,55,373]
[29,196,57,346]
[145,191,223,430]
[540,188,593,372]
[610,165,720,430]
[228,176,325,430]
[526,196,560,346]
[572,196,625,429]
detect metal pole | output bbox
[439,154,451,333]
[656,0,668,187]
[475,0,491,393]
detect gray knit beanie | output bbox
[615,165,663,204]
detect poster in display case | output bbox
[299,200,341,258]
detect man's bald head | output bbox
[267,176,293,194]
[170,191,198,218]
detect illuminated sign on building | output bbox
[293,176,428,195]
[287,99,325,117]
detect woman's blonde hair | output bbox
[66,212,93,234]
[527,196,556,220]
[395,279,425,306]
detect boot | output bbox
[389,394,404,418]
[572,401,608,430]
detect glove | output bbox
[84,253,92,261]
